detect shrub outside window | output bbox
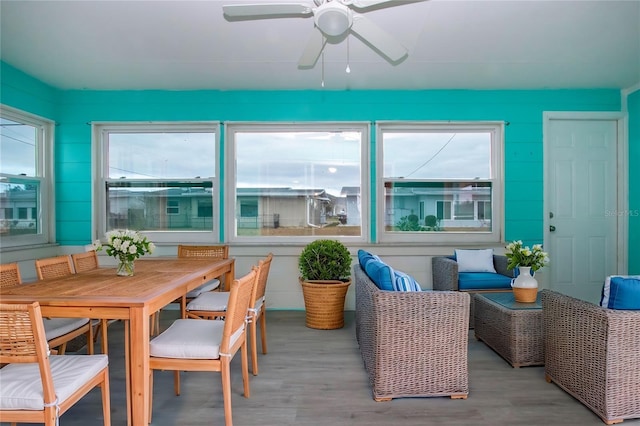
[0,106,52,247]
[227,123,367,242]
[95,123,219,244]
[378,122,503,243]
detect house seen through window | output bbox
[0,107,52,247]
[228,124,366,240]
[379,122,503,243]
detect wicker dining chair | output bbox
[34,255,75,280]
[150,245,229,335]
[71,250,112,354]
[148,267,258,426]
[71,249,99,272]
[0,301,111,426]
[32,257,96,355]
[186,253,273,375]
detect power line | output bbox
[405,133,457,178]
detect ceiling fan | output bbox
[223,0,423,69]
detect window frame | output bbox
[0,105,54,248]
[376,121,504,244]
[93,121,220,244]
[225,121,370,244]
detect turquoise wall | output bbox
[0,63,59,121]
[1,61,629,256]
[628,89,640,274]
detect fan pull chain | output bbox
[346,36,351,74]
[321,52,325,87]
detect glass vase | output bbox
[117,258,135,276]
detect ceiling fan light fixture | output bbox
[315,4,352,37]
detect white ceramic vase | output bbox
[511,266,538,288]
[511,266,538,303]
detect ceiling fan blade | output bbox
[350,15,407,62]
[223,3,313,18]
[349,0,397,8]
[350,0,428,9]
[298,27,327,68]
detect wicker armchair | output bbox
[432,254,513,328]
[541,289,640,425]
[354,264,470,401]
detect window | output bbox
[94,122,219,244]
[166,200,180,215]
[227,123,367,242]
[0,106,53,247]
[378,122,503,243]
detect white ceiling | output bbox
[1,0,639,91]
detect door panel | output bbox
[545,117,619,303]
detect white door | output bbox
[545,114,622,303]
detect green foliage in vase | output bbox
[504,240,549,271]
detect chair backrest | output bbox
[0,302,56,401]
[178,245,229,260]
[35,255,74,280]
[0,263,22,288]
[254,253,273,306]
[220,268,258,355]
[71,250,99,273]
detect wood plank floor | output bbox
[5,310,639,426]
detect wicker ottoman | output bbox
[474,292,543,368]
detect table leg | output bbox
[124,320,131,426]
[129,307,151,425]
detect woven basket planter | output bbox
[300,278,351,329]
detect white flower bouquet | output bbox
[504,240,549,271]
[94,229,155,275]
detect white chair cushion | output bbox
[186,279,220,299]
[0,354,108,410]
[43,317,90,340]
[186,291,229,312]
[149,319,244,359]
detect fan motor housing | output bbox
[315,4,352,37]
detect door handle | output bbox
[549,225,556,232]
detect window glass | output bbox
[0,117,37,176]
[380,123,502,243]
[108,132,214,179]
[230,125,365,240]
[96,123,219,242]
[0,108,51,246]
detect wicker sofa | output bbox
[541,289,640,425]
[432,254,514,328]
[354,263,470,401]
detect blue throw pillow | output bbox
[358,249,379,268]
[600,276,640,310]
[393,270,422,292]
[363,257,395,291]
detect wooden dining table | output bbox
[0,257,235,426]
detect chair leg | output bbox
[174,370,181,396]
[259,308,267,354]
[150,312,158,336]
[242,342,250,398]
[180,296,187,319]
[101,369,111,426]
[221,358,234,426]
[58,343,67,355]
[250,314,258,376]
[87,323,95,355]
[149,370,154,423]
[100,319,109,355]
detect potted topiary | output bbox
[298,239,352,329]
